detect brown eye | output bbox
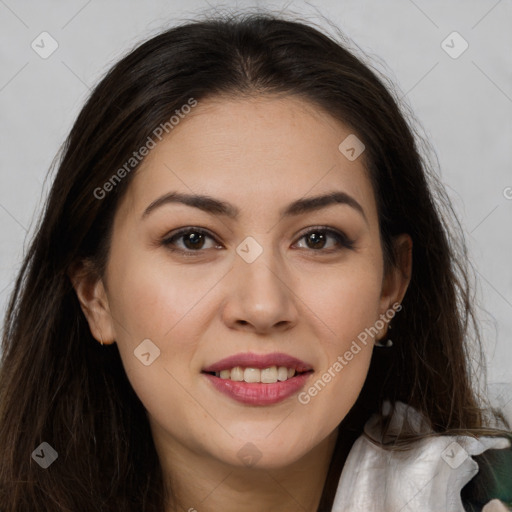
[162,227,221,254]
[295,228,355,251]
[304,231,327,249]
[180,231,206,250]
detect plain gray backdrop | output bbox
[1,0,511,421]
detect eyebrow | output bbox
[142,190,368,224]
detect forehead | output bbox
[119,95,377,222]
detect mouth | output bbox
[201,352,314,406]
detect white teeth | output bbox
[213,366,298,383]
[219,370,230,379]
[277,367,288,381]
[244,368,260,383]
[261,366,278,383]
[230,366,244,381]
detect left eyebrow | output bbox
[141,191,368,224]
[281,191,368,224]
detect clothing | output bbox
[331,401,512,511]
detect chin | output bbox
[215,435,313,471]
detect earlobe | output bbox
[68,260,116,345]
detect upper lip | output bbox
[202,352,313,373]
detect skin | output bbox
[72,95,412,512]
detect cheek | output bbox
[106,244,225,344]
[104,249,223,423]
[107,260,185,336]
[296,334,374,443]
[292,261,381,434]
[320,268,381,383]
[298,258,384,344]
[106,260,206,446]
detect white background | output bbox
[0,0,511,422]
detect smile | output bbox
[201,352,314,406]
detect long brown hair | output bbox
[0,9,509,511]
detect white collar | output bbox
[331,401,511,511]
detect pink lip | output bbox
[201,352,314,406]
[202,352,313,373]
[203,372,313,406]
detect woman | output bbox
[0,11,510,512]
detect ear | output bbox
[68,260,116,345]
[378,233,412,323]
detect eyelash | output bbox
[161,226,355,257]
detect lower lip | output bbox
[202,372,312,406]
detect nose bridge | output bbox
[223,232,298,331]
[236,233,287,300]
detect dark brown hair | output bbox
[0,9,509,511]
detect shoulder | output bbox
[332,401,512,512]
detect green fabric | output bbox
[461,434,512,511]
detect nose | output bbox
[220,243,299,335]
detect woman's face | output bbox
[76,95,410,471]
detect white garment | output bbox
[332,401,511,511]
